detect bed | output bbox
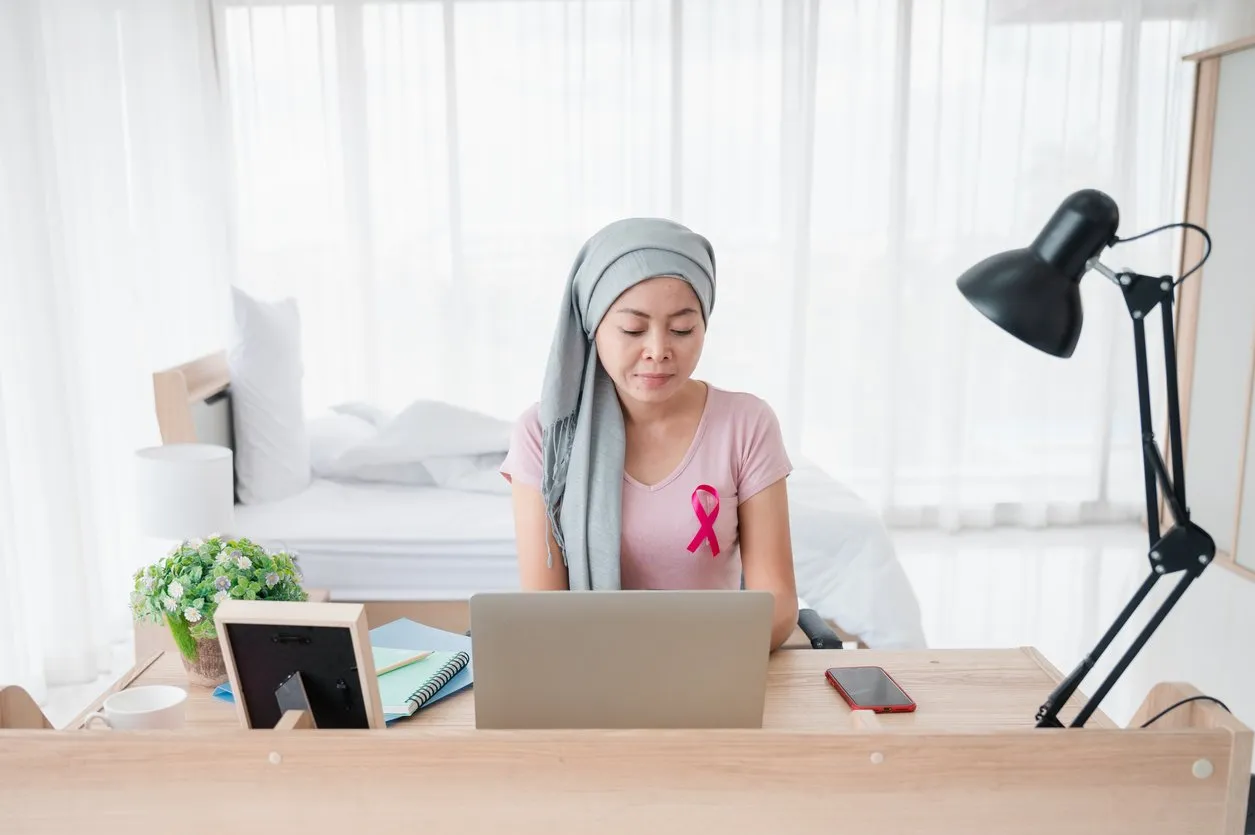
[152,350,926,648]
[152,351,519,601]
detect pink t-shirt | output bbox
[499,384,792,590]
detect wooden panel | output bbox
[1131,681,1254,835]
[1185,33,1255,63]
[152,351,229,444]
[0,687,52,730]
[0,724,1242,835]
[1180,45,1255,560]
[1172,56,1219,483]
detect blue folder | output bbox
[212,617,474,724]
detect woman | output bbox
[500,217,798,650]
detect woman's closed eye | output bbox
[620,328,694,336]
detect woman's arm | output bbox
[511,481,570,590]
[738,478,799,650]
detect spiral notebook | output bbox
[377,649,471,717]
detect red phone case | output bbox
[825,666,917,713]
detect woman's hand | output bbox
[511,482,571,590]
[738,478,799,650]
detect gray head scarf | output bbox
[539,218,716,590]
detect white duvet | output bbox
[307,398,926,648]
[309,399,513,494]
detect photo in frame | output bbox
[214,599,386,730]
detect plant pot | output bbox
[180,636,228,687]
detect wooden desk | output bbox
[2,646,1249,835]
[81,644,1116,733]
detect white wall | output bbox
[1200,0,1255,48]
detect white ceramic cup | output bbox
[83,685,188,730]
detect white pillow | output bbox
[227,286,311,503]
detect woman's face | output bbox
[594,276,706,405]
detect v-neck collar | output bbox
[622,383,714,493]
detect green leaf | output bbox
[166,613,198,662]
[188,618,217,641]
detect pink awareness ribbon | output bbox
[686,484,721,558]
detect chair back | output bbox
[0,686,53,730]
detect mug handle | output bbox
[83,711,112,730]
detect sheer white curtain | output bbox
[0,0,228,701]
[214,0,1215,530]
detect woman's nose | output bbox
[642,328,672,360]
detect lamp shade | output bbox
[956,189,1120,358]
[134,443,235,540]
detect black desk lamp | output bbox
[956,188,1215,728]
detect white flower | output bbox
[214,590,229,603]
[265,572,280,587]
[217,549,233,564]
[141,576,155,592]
[184,607,202,623]
[168,581,184,599]
[163,596,176,612]
[188,538,203,548]
[236,555,251,570]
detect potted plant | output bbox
[130,535,308,686]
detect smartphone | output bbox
[825,666,916,713]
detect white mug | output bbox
[84,685,188,730]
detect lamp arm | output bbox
[1035,269,1215,729]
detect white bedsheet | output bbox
[233,463,926,647]
[233,479,518,600]
[234,478,515,553]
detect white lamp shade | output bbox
[135,443,235,540]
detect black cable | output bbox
[1138,694,1230,728]
[1111,221,1212,286]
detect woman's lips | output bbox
[635,373,673,388]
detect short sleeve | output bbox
[736,396,793,502]
[500,402,544,488]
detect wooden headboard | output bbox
[152,351,235,452]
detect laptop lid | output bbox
[469,590,774,729]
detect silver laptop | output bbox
[469,590,775,729]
